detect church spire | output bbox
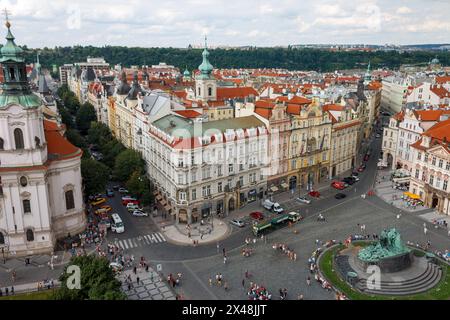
[0,14,41,108]
[197,35,213,79]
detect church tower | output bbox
[195,37,217,102]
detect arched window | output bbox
[14,128,24,149]
[0,232,4,245]
[26,229,34,242]
[208,87,212,96]
[0,138,3,150]
[65,190,75,210]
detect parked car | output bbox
[357,164,366,172]
[229,219,245,227]
[331,181,346,190]
[342,177,356,185]
[375,134,381,138]
[126,203,140,212]
[113,185,120,191]
[364,154,370,161]
[109,262,123,273]
[335,193,347,199]
[262,199,284,213]
[90,197,106,206]
[250,211,264,220]
[132,210,148,217]
[118,187,129,194]
[122,198,139,206]
[351,172,359,177]
[106,189,114,197]
[308,191,320,198]
[351,175,360,181]
[296,196,311,204]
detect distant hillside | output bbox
[10,45,450,73]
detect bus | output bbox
[252,212,302,236]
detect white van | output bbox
[263,199,284,213]
[111,213,125,233]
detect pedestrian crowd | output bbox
[247,284,271,300]
[272,243,297,261]
[167,272,182,288]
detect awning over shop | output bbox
[403,192,421,200]
[270,186,279,192]
[281,183,289,189]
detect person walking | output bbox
[11,286,14,295]
[224,281,228,291]
[306,276,311,286]
[209,277,212,286]
[242,279,245,288]
[136,276,140,285]
[133,266,137,274]
[245,270,249,278]
[223,256,227,264]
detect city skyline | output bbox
[0,0,448,48]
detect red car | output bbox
[331,181,346,190]
[122,198,139,206]
[250,211,264,220]
[357,164,366,172]
[308,191,320,198]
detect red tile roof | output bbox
[435,76,450,84]
[255,100,275,108]
[322,104,344,112]
[276,95,311,105]
[430,85,450,99]
[414,110,450,121]
[173,110,202,118]
[216,87,258,100]
[254,108,272,119]
[423,119,450,142]
[44,120,82,161]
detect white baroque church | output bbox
[0,21,86,257]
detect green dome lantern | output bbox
[197,36,213,80]
[0,20,41,109]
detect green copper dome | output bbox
[0,21,24,63]
[183,67,190,77]
[197,37,213,80]
[0,21,41,109]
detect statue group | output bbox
[358,228,410,262]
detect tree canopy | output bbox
[126,170,152,206]
[76,102,97,135]
[21,45,450,72]
[113,149,145,182]
[52,255,126,300]
[81,158,110,196]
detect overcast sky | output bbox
[0,0,448,48]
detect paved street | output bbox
[1,115,449,299]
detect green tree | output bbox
[87,122,112,146]
[126,171,153,206]
[76,102,97,135]
[113,149,144,182]
[64,94,80,115]
[65,129,87,149]
[81,158,110,196]
[52,255,126,300]
[100,139,125,169]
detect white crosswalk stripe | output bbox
[114,233,166,250]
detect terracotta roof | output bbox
[255,100,275,108]
[334,120,361,131]
[430,85,450,99]
[322,104,344,112]
[216,87,258,100]
[393,111,404,121]
[173,90,187,99]
[410,139,426,151]
[414,110,450,121]
[173,110,202,118]
[254,107,272,119]
[367,81,382,90]
[423,119,450,142]
[435,76,450,84]
[286,104,302,115]
[44,120,82,161]
[276,95,311,105]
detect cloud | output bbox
[0,0,446,47]
[396,6,412,14]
